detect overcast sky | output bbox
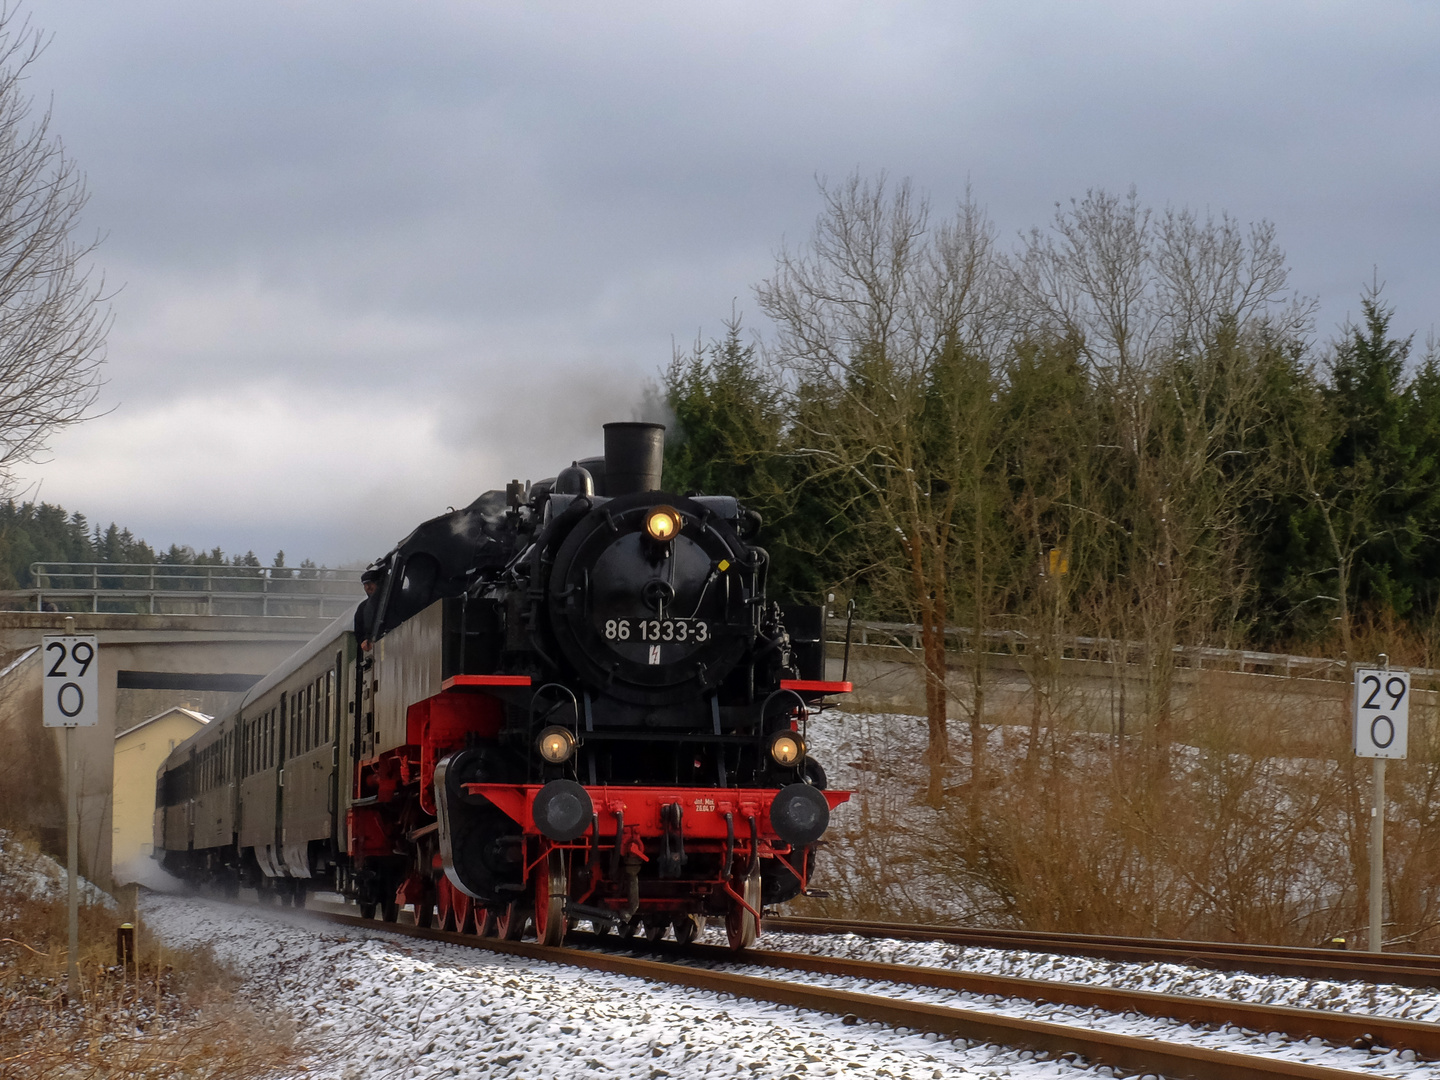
[10,1,1440,566]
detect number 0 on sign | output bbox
[41,635,99,728]
[1353,667,1409,759]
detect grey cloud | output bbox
[10,0,1440,559]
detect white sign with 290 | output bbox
[41,635,99,728]
[1353,667,1409,759]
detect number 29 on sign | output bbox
[1353,667,1409,759]
[41,635,99,728]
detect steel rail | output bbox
[767,915,1440,988]
[616,936,1440,1061]
[305,909,1371,1080]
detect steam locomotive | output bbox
[154,423,850,948]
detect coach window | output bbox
[304,683,314,752]
[324,671,334,743]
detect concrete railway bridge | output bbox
[0,566,361,889]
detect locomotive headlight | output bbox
[537,726,577,764]
[645,506,682,542]
[768,731,805,767]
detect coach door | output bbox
[272,691,287,867]
[279,665,339,878]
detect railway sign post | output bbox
[1354,657,1408,953]
[42,617,97,996]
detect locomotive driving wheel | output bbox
[496,901,528,940]
[673,914,705,945]
[725,873,761,951]
[532,849,569,947]
[476,907,498,937]
[436,878,455,931]
[453,890,476,934]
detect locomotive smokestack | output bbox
[603,422,665,496]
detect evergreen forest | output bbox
[662,181,1440,663]
[0,499,305,592]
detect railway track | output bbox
[294,903,1414,1079]
[767,914,1440,989]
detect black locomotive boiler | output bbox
[154,422,850,948]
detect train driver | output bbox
[355,566,385,652]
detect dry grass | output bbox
[803,666,1440,951]
[0,835,297,1080]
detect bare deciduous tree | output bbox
[757,173,1003,805]
[0,5,108,493]
[1013,190,1307,756]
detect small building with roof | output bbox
[112,706,210,881]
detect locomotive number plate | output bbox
[603,618,712,644]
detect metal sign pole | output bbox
[1352,652,1406,955]
[64,615,78,995]
[1370,755,1384,953]
[67,723,78,991]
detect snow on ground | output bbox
[0,828,114,909]
[144,892,1101,1080]
[147,892,1438,1080]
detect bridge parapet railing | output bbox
[3,562,366,618]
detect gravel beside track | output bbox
[767,916,1440,988]
[143,893,1082,1080]
[147,892,1440,1079]
[635,937,1440,1060]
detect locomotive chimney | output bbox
[603,422,665,496]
